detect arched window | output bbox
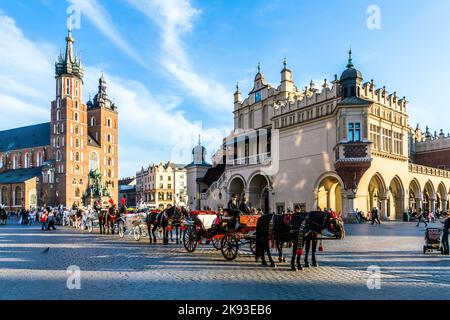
[108,170,112,178]
[107,134,111,142]
[351,85,356,96]
[1,186,8,205]
[24,153,30,168]
[56,110,61,121]
[13,155,18,169]
[75,152,80,162]
[56,150,62,162]
[108,158,112,166]
[89,152,99,172]
[14,186,22,207]
[75,139,79,148]
[75,100,79,109]
[108,146,112,154]
[90,117,96,126]
[107,118,112,128]
[66,78,70,95]
[75,125,79,135]
[74,112,79,122]
[36,152,42,166]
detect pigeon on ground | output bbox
[42,247,50,253]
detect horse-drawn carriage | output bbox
[119,210,150,241]
[182,210,261,261]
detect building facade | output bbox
[0,28,118,211]
[191,53,450,220]
[136,162,187,209]
[119,177,137,208]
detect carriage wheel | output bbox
[87,221,93,233]
[118,221,125,238]
[249,239,257,256]
[183,226,198,253]
[221,233,239,261]
[211,236,222,250]
[133,226,141,241]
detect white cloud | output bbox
[68,0,147,67]
[127,0,233,112]
[0,14,53,127]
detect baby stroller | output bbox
[423,228,444,254]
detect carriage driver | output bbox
[226,194,241,229]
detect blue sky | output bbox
[0,0,450,177]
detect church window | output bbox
[75,139,79,148]
[75,152,80,162]
[75,125,79,135]
[24,153,30,168]
[108,170,112,178]
[75,100,79,109]
[108,158,112,166]
[14,186,22,206]
[57,110,61,121]
[107,134,111,142]
[56,150,62,162]
[107,118,112,128]
[75,81,79,97]
[66,79,70,95]
[75,165,80,175]
[90,117,96,126]
[57,98,60,109]
[74,112,79,122]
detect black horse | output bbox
[256,211,345,270]
[147,206,182,245]
[0,207,7,225]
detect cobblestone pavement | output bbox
[0,219,449,300]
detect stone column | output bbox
[442,199,448,213]
[430,197,436,213]
[379,196,388,220]
[345,190,355,219]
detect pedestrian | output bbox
[371,207,381,225]
[416,209,428,227]
[47,210,56,230]
[41,210,48,231]
[441,212,449,255]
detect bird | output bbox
[42,247,50,254]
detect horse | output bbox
[254,212,302,267]
[255,211,345,270]
[147,206,181,245]
[104,206,119,235]
[0,207,7,225]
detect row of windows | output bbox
[237,105,269,129]
[1,186,23,206]
[142,192,174,202]
[57,78,81,98]
[369,124,404,155]
[0,152,44,170]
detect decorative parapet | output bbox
[360,80,407,115]
[408,163,450,179]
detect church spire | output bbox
[347,48,354,69]
[55,24,84,80]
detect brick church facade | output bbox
[0,29,118,211]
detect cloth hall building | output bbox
[187,53,450,220]
[0,29,119,210]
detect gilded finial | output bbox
[283,57,287,68]
[257,62,261,73]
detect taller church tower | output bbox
[50,27,88,207]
